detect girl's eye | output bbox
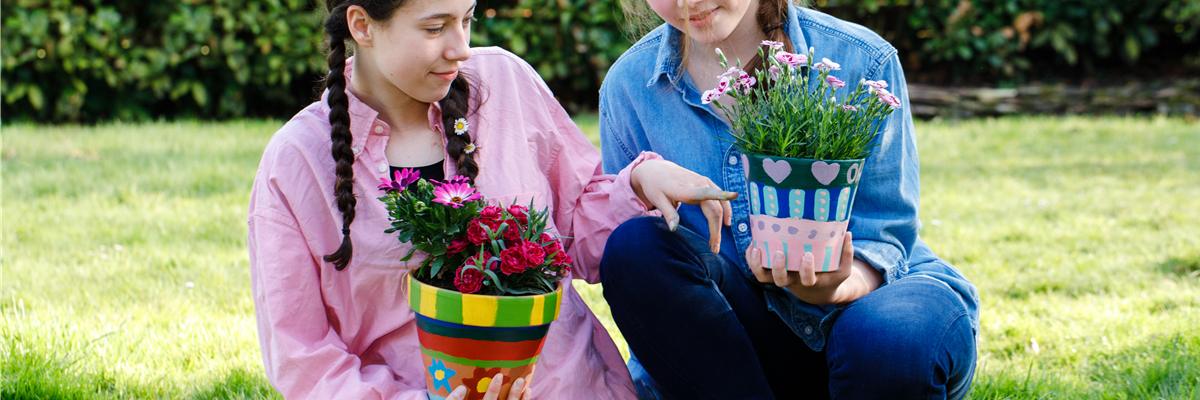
[464,16,477,26]
[427,26,444,34]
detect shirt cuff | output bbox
[612,151,663,217]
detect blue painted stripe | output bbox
[822,246,833,272]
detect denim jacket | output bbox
[599,5,980,351]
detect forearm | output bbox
[834,257,884,304]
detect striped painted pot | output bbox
[407,274,562,400]
[744,153,865,272]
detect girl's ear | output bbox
[346,5,374,47]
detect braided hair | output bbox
[321,0,480,271]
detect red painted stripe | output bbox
[417,329,548,361]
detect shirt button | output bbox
[378,162,388,173]
[804,326,814,335]
[728,156,738,165]
[374,125,384,134]
[351,147,360,155]
[737,222,748,233]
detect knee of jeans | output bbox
[830,278,976,382]
[600,216,672,282]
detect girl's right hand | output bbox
[446,374,530,400]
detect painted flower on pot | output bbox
[428,359,456,392]
[461,367,506,400]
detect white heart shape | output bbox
[811,161,840,185]
[762,158,792,184]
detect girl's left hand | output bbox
[631,159,738,254]
[747,232,882,305]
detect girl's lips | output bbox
[431,70,458,82]
[687,8,716,29]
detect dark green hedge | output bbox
[820,0,1200,84]
[3,0,1197,122]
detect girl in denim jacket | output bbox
[597,0,981,398]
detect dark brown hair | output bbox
[321,0,480,271]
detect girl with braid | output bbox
[247,0,738,399]
[597,0,980,398]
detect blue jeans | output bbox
[600,217,976,399]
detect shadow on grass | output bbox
[1160,255,1200,279]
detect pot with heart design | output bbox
[744,153,865,272]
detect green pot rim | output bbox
[406,274,562,328]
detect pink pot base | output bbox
[749,215,847,272]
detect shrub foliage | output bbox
[2,0,1196,122]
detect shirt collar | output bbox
[325,57,446,160]
[645,5,809,88]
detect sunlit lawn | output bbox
[2,116,1197,399]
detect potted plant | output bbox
[702,41,901,271]
[378,168,571,400]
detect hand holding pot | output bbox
[748,232,876,305]
[447,374,530,400]
[631,159,738,254]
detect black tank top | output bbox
[390,159,445,189]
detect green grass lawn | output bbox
[3,116,1198,399]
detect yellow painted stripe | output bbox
[419,281,439,318]
[460,293,498,326]
[530,294,545,326]
[551,291,561,321]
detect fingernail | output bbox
[775,251,785,261]
[752,247,760,258]
[668,217,679,232]
[804,252,814,262]
[452,386,467,397]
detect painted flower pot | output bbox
[407,274,562,400]
[744,153,865,271]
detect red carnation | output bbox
[499,247,527,275]
[466,251,494,270]
[502,223,523,242]
[518,240,547,266]
[479,205,505,221]
[507,204,529,225]
[454,266,484,294]
[445,240,468,256]
[466,222,489,245]
[555,251,572,267]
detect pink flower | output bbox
[876,88,901,108]
[863,79,889,93]
[454,266,484,294]
[813,58,841,71]
[701,89,723,105]
[718,67,739,80]
[518,240,547,266]
[507,204,529,225]
[841,105,858,112]
[432,182,481,209]
[773,51,806,67]
[499,247,527,275]
[737,71,757,93]
[479,205,505,221]
[446,240,468,256]
[768,65,781,81]
[761,40,784,49]
[825,76,846,89]
[378,168,420,193]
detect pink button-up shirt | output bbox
[248,47,652,400]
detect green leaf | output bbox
[26,84,44,110]
[192,81,208,106]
